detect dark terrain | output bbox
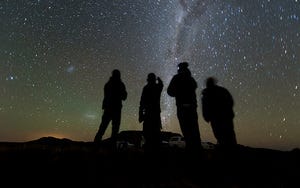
[0,132,299,188]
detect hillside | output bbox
[0,134,299,187]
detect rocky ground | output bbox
[0,138,299,187]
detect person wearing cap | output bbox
[94,69,127,144]
[139,73,163,153]
[167,62,203,154]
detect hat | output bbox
[147,73,156,82]
[178,62,189,69]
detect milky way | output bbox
[0,0,299,151]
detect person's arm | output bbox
[167,77,176,97]
[139,88,146,123]
[102,83,108,109]
[157,77,163,92]
[201,91,210,123]
[193,78,198,90]
[121,82,127,101]
[225,88,235,118]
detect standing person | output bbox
[139,73,163,153]
[201,77,237,150]
[167,62,203,154]
[94,69,127,144]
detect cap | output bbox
[178,62,189,69]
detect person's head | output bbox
[111,69,121,79]
[178,62,189,70]
[206,77,217,88]
[147,73,156,83]
[177,62,191,75]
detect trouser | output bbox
[94,108,121,142]
[143,112,161,152]
[177,107,202,152]
[211,118,237,147]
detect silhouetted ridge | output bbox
[0,134,299,187]
[27,136,73,145]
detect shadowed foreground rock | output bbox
[0,137,299,188]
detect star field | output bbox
[0,0,299,151]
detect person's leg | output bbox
[188,109,202,147]
[187,108,204,164]
[177,108,190,146]
[94,110,111,143]
[151,112,162,151]
[211,120,222,145]
[223,119,237,146]
[143,120,151,152]
[111,108,121,140]
[178,107,202,152]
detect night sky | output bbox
[0,0,299,151]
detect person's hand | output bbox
[139,110,144,123]
[139,117,144,123]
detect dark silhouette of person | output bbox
[139,73,163,153]
[167,62,203,154]
[201,77,237,150]
[94,69,127,144]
